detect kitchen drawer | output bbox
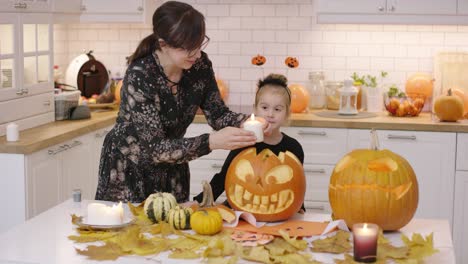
[282,127,347,165]
[0,92,53,124]
[457,133,468,171]
[304,164,334,202]
[189,159,225,196]
[304,201,332,214]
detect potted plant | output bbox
[351,71,388,112]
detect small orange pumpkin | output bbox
[433,89,464,122]
[285,57,299,68]
[288,84,310,113]
[251,54,266,66]
[225,148,305,222]
[405,73,434,99]
[329,130,419,231]
[452,88,468,115]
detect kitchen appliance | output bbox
[338,79,358,115]
[65,51,109,98]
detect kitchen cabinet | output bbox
[316,0,461,25]
[453,171,468,264]
[0,0,51,13]
[89,125,114,199]
[347,129,456,227]
[0,13,54,136]
[456,133,468,171]
[459,0,468,14]
[80,0,159,24]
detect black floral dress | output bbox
[95,51,247,203]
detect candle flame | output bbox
[250,113,255,121]
[363,223,368,229]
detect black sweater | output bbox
[193,133,304,204]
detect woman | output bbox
[95,1,262,203]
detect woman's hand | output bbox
[254,116,273,137]
[209,127,257,150]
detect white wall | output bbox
[54,0,468,111]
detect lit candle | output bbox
[87,202,124,225]
[352,223,379,263]
[243,113,264,142]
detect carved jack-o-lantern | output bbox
[225,148,305,222]
[285,57,299,68]
[328,130,419,231]
[251,54,266,66]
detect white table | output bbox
[0,200,456,264]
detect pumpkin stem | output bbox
[200,181,216,208]
[370,128,380,150]
[448,88,452,96]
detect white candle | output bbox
[87,202,124,225]
[243,113,263,142]
[6,123,19,142]
[352,223,379,262]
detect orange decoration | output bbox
[289,84,310,113]
[114,79,123,104]
[216,78,229,102]
[285,57,299,68]
[405,73,434,98]
[452,88,468,115]
[251,54,266,66]
[434,89,465,122]
[225,148,305,222]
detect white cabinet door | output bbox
[81,0,143,14]
[316,0,387,14]
[303,164,334,202]
[80,0,158,23]
[387,0,456,15]
[456,133,468,171]
[51,0,82,13]
[283,127,348,165]
[90,125,113,199]
[459,0,468,14]
[26,145,61,218]
[0,14,20,100]
[453,171,468,264]
[189,159,225,201]
[0,0,50,12]
[61,135,93,201]
[348,129,456,225]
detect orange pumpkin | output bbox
[216,78,229,102]
[329,130,419,231]
[405,73,434,99]
[114,79,123,104]
[433,89,464,122]
[288,84,310,113]
[251,54,266,66]
[285,57,299,68]
[225,148,305,222]
[452,88,468,115]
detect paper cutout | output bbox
[223,211,266,228]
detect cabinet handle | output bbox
[43,101,51,106]
[387,134,416,140]
[389,5,395,12]
[16,90,24,95]
[22,88,28,94]
[211,164,223,169]
[48,145,67,155]
[137,6,143,12]
[304,168,326,174]
[22,3,27,9]
[297,130,327,136]
[14,3,22,8]
[69,140,82,149]
[378,6,385,12]
[308,205,325,211]
[80,5,87,11]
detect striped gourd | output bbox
[143,192,178,223]
[167,206,193,230]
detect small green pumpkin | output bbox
[167,206,193,230]
[143,192,178,223]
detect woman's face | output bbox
[164,47,201,70]
[255,87,289,133]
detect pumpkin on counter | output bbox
[288,84,310,113]
[190,209,223,235]
[143,192,178,223]
[433,89,464,122]
[225,148,305,222]
[452,88,468,116]
[167,206,193,230]
[329,130,419,231]
[405,73,434,99]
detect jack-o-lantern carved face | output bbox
[225,148,305,222]
[329,148,419,231]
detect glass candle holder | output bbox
[352,223,379,263]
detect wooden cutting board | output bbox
[434,52,468,99]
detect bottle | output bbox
[325,81,343,110]
[308,72,326,109]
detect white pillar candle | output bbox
[243,114,263,142]
[87,202,124,225]
[6,123,19,142]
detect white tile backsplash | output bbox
[54,0,468,107]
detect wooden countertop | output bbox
[1,110,468,154]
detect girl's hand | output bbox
[209,127,256,150]
[254,116,273,137]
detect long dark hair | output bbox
[127,1,206,65]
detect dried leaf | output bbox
[242,246,271,263]
[68,231,118,243]
[204,234,239,258]
[334,253,359,264]
[265,238,299,256]
[116,226,164,256]
[70,214,82,226]
[279,229,308,250]
[169,248,201,259]
[271,253,320,264]
[207,256,239,264]
[311,230,352,254]
[378,242,409,259]
[400,233,439,262]
[75,242,124,260]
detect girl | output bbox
[194,74,305,210]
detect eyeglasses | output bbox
[186,36,210,57]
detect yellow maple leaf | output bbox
[400,233,439,262]
[242,246,271,263]
[279,229,308,250]
[265,238,299,256]
[311,230,352,254]
[75,242,124,260]
[271,253,320,264]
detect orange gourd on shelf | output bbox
[329,130,419,231]
[434,89,464,122]
[405,73,434,99]
[288,84,310,113]
[225,148,305,222]
[452,88,468,115]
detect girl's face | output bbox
[255,87,289,133]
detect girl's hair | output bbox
[255,74,291,115]
[127,1,206,65]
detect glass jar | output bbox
[325,81,343,110]
[308,71,326,109]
